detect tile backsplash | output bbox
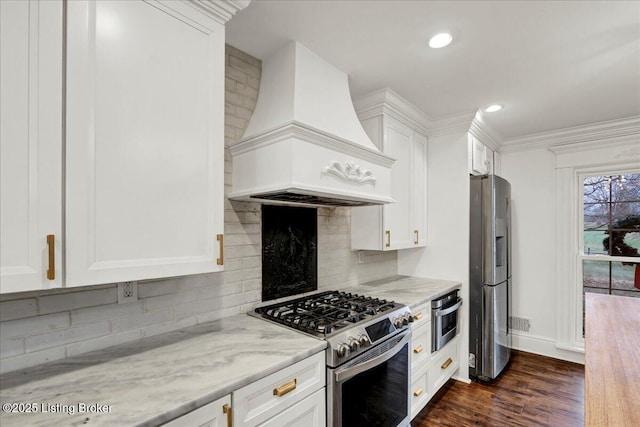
[0,45,397,374]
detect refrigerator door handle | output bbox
[434,299,462,317]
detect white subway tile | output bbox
[0,338,24,358]
[111,309,174,334]
[141,317,197,339]
[142,289,200,312]
[174,298,222,321]
[0,299,37,321]
[198,281,242,300]
[38,287,117,315]
[0,347,67,374]
[0,312,70,339]
[26,322,111,353]
[71,301,142,325]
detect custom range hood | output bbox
[228,42,394,207]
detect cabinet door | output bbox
[257,388,326,427]
[65,1,225,286]
[162,394,231,427]
[411,131,427,247]
[471,136,489,175]
[0,0,63,293]
[383,117,413,249]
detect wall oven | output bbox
[328,329,411,427]
[432,290,462,352]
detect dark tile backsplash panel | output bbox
[262,205,317,301]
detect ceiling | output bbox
[225,0,640,140]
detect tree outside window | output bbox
[581,173,640,335]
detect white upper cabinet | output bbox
[1,0,244,293]
[469,134,494,175]
[1,0,63,293]
[351,89,428,251]
[65,0,227,286]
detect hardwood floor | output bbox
[412,351,585,427]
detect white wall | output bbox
[398,130,471,381]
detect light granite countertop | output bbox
[0,314,326,427]
[0,275,459,426]
[348,275,461,308]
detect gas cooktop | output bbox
[253,290,402,337]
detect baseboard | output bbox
[512,331,585,365]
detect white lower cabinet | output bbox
[162,394,231,427]
[233,352,325,427]
[257,388,325,427]
[409,302,460,421]
[161,352,326,427]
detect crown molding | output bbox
[428,110,476,138]
[469,110,505,151]
[187,0,251,25]
[501,115,640,154]
[228,120,395,167]
[353,88,433,134]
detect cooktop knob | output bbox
[393,317,404,329]
[358,334,370,346]
[348,338,359,352]
[336,343,350,358]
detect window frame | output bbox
[576,169,640,343]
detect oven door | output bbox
[328,330,411,427]
[432,297,462,352]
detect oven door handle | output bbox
[434,298,462,317]
[334,331,411,383]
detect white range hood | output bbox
[228,42,394,207]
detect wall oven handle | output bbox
[334,331,411,383]
[434,298,462,317]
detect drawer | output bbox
[410,302,430,330]
[233,352,325,427]
[429,336,459,394]
[162,394,231,427]
[257,388,325,427]
[410,321,431,370]
[410,364,430,420]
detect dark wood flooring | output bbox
[412,350,585,427]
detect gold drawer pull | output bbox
[414,229,419,245]
[47,234,55,280]
[273,379,297,397]
[385,230,391,248]
[413,387,423,397]
[222,404,232,427]
[216,234,224,265]
[441,357,453,370]
[413,312,423,321]
[413,345,423,354]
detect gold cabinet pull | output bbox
[385,230,391,248]
[413,312,423,321]
[46,234,55,280]
[441,357,453,370]
[273,379,296,397]
[414,229,419,245]
[413,345,423,354]
[222,404,232,427]
[413,387,423,397]
[216,234,224,265]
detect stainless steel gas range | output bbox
[253,290,413,427]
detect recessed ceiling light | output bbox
[484,104,503,113]
[429,33,453,49]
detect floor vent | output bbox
[509,316,531,333]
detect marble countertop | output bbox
[0,314,326,427]
[0,275,459,426]
[348,275,461,309]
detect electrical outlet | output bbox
[117,281,138,304]
[357,251,364,264]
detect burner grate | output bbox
[254,290,399,336]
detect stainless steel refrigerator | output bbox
[469,174,512,381]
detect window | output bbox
[581,173,640,335]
